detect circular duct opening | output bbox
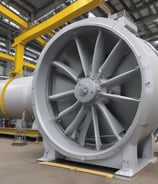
[34,19,142,160]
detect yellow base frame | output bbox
[39,161,114,179]
[0,128,41,138]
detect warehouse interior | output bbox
[0,0,158,183]
[0,0,158,70]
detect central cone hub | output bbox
[74,78,97,103]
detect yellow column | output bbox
[9,43,24,76]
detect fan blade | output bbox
[49,90,74,101]
[98,39,128,78]
[53,61,78,82]
[96,102,124,140]
[78,111,92,146]
[91,105,102,150]
[75,38,90,77]
[100,92,140,104]
[64,105,86,135]
[57,101,80,120]
[101,67,139,88]
[91,31,105,76]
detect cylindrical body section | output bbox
[0,76,33,119]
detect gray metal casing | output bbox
[33,18,158,177]
[0,77,33,119]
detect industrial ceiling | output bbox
[0,0,158,63]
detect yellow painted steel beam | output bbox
[47,31,55,37]
[23,61,36,70]
[40,162,114,178]
[12,0,105,47]
[36,37,47,46]
[0,4,47,46]
[9,43,24,76]
[0,52,15,62]
[0,128,41,138]
[0,4,42,75]
[0,4,28,29]
[0,52,36,70]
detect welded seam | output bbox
[0,77,16,119]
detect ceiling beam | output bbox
[130,0,158,14]
[0,4,46,46]
[35,0,67,19]
[105,1,117,12]
[142,31,158,40]
[118,0,136,21]
[12,0,105,47]
[6,0,30,16]
[0,4,28,29]
[129,0,152,38]
[135,14,158,23]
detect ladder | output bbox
[12,111,27,146]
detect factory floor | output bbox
[0,137,158,184]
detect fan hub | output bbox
[74,78,97,103]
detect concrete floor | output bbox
[0,138,158,184]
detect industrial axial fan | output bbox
[0,17,158,177]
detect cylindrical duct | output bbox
[0,76,33,119]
